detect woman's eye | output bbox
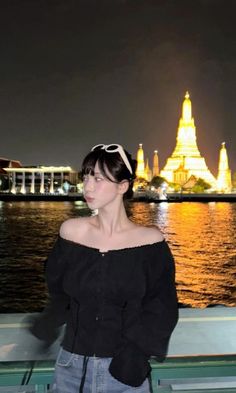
[83,175,89,182]
[95,177,103,182]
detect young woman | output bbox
[31,144,178,393]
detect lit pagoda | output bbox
[145,159,152,181]
[160,92,216,187]
[136,143,145,178]
[153,150,159,177]
[217,142,232,192]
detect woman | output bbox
[31,143,178,393]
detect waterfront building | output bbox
[160,92,216,188]
[0,157,22,169]
[217,142,232,192]
[3,165,77,194]
[152,150,159,177]
[0,157,22,191]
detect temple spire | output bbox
[153,150,159,177]
[136,143,145,178]
[174,91,197,153]
[182,91,192,122]
[160,92,216,187]
[217,142,232,192]
[145,158,152,181]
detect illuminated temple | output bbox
[217,142,232,192]
[160,92,216,187]
[136,144,145,178]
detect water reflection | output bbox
[128,202,236,307]
[0,201,236,311]
[0,201,90,312]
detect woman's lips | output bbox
[85,196,95,203]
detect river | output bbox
[0,200,235,312]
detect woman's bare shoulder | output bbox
[59,217,92,241]
[135,224,164,244]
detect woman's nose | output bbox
[84,178,95,191]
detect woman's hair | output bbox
[81,146,137,199]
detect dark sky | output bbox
[1,0,236,175]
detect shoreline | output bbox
[0,192,84,202]
[1,192,236,202]
[134,192,236,203]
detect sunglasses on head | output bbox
[91,144,133,174]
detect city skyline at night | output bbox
[2,91,234,181]
[1,0,236,174]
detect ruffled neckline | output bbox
[58,234,165,254]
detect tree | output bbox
[150,176,166,189]
[168,182,181,192]
[134,177,149,189]
[192,178,211,193]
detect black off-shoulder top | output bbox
[31,235,178,387]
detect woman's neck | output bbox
[95,203,131,236]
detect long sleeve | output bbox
[29,237,70,345]
[109,241,178,387]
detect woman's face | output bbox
[83,162,121,210]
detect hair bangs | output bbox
[81,150,113,181]
[81,146,136,199]
[81,152,97,176]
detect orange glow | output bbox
[128,201,236,307]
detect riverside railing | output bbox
[1,308,236,392]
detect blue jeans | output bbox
[52,348,151,393]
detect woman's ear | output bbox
[118,180,129,195]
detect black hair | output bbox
[81,147,137,199]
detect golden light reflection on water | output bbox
[128,201,236,308]
[0,201,236,311]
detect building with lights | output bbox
[217,142,232,192]
[136,144,146,178]
[3,165,78,194]
[0,157,22,192]
[144,159,152,182]
[136,144,160,181]
[152,150,159,177]
[135,92,233,193]
[160,92,217,188]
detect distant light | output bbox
[57,188,65,194]
[75,201,84,206]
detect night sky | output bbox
[1,0,236,175]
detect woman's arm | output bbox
[29,237,70,346]
[109,241,178,386]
